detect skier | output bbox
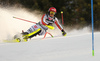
[22,7,66,41]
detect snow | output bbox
[0,32,100,61]
[0,7,100,61]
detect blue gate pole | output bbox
[91,0,94,56]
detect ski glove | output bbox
[61,29,67,36]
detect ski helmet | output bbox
[48,7,57,13]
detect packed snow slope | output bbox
[0,32,100,61]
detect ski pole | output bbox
[13,16,36,24]
[13,16,54,39]
[13,16,54,30]
[42,32,53,39]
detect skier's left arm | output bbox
[54,18,67,36]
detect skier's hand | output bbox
[61,29,67,36]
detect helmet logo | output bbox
[51,9,54,10]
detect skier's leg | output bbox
[27,28,41,38]
[22,24,43,40]
[22,28,41,41]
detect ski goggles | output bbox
[50,11,56,15]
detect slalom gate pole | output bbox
[91,0,94,56]
[13,17,36,24]
[61,11,64,25]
